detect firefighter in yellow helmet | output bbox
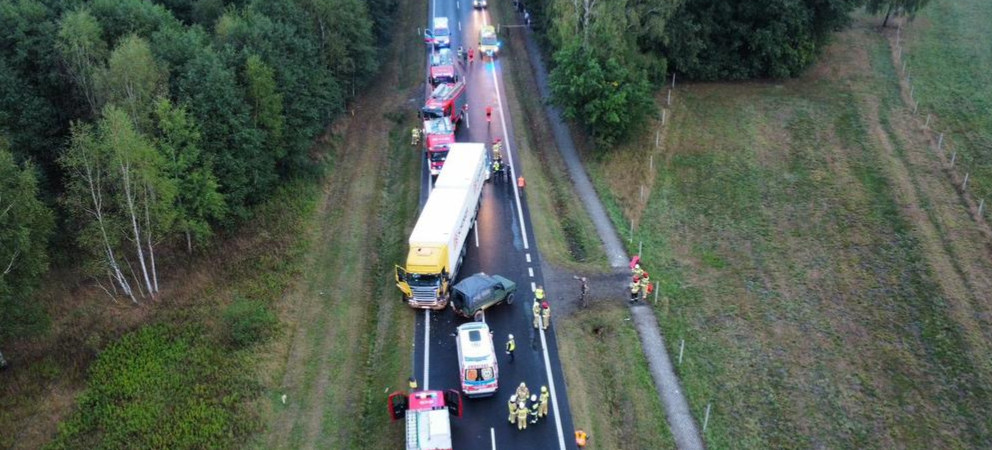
[507,394,518,423]
[516,398,530,430]
[541,301,551,330]
[538,385,549,418]
[515,382,530,401]
[632,263,644,279]
[532,297,542,329]
[411,127,421,146]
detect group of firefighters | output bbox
[628,262,653,304]
[508,381,550,430]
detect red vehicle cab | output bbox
[389,389,462,450]
[422,116,456,176]
[429,48,458,86]
[422,81,467,126]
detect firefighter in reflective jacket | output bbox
[515,382,530,401]
[516,399,530,430]
[629,276,641,303]
[632,263,644,279]
[508,394,518,423]
[532,298,542,328]
[539,386,550,417]
[541,301,551,330]
[411,127,421,146]
[529,394,540,423]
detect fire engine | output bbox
[389,389,462,450]
[429,48,458,86]
[422,116,456,177]
[422,80,467,126]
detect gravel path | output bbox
[514,18,705,450]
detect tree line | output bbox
[534,0,931,146]
[0,0,396,337]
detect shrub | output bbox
[223,298,277,349]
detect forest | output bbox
[0,0,397,339]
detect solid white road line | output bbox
[423,310,431,389]
[538,322,567,450]
[528,267,534,277]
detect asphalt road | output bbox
[411,1,577,449]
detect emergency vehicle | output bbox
[429,48,458,85]
[422,117,456,177]
[455,322,499,397]
[422,81,467,125]
[428,17,450,48]
[479,26,499,58]
[388,389,463,450]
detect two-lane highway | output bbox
[412,1,576,449]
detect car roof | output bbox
[456,322,494,361]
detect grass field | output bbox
[902,0,992,212]
[492,2,675,448]
[585,14,992,448]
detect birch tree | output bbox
[56,7,107,117]
[0,138,54,301]
[100,34,165,132]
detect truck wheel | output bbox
[505,293,514,305]
[474,310,484,322]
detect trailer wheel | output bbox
[474,310,484,322]
[505,293,514,305]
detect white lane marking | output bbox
[490,427,496,450]
[528,267,534,277]
[489,50,530,251]
[526,253,531,263]
[530,282,536,292]
[457,0,460,8]
[459,21,462,31]
[475,222,480,247]
[538,321,567,450]
[423,310,431,390]
[432,0,437,19]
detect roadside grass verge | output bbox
[902,0,992,212]
[585,19,992,448]
[491,2,674,448]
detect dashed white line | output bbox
[528,267,534,277]
[530,282,536,292]
[459,21,462,31]
[526,253,531,263]
[490,427,496,450]
[475,222,480,247]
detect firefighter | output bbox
[506,334,515,363]
[639,272,651,302]
[507,394,518,423]
[515,382,530,401]
[535,285,545,301]
[575,430,589,447]
[411,127,421,146]
[528,394,541,423]
[468,48,474,64]
[632,263,644,279]
[629,276,641,304]
[492,138,502,161]
[532,297,542,329]
[408,376,418,390]
[541,301,551,330]
[516,398,530,430]
[457,46,465,63]
[538,385,550,418]
[493,159,502,180]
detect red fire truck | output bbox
[388,389,462,450]
[423,116,456,176]
[429,48,458,86]
[422,81,467,126]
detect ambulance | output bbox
[454,322,499,397]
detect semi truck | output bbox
[422,81,467,126]
[423,117,456,177]
[396,143,488,309]
[388,389,463,450]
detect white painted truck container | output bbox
[434,143,489,188]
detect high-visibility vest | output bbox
[506,339,515,352]
[535,288,545,300]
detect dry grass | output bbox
[584,17,992,448]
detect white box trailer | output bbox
[397,143,488,309]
